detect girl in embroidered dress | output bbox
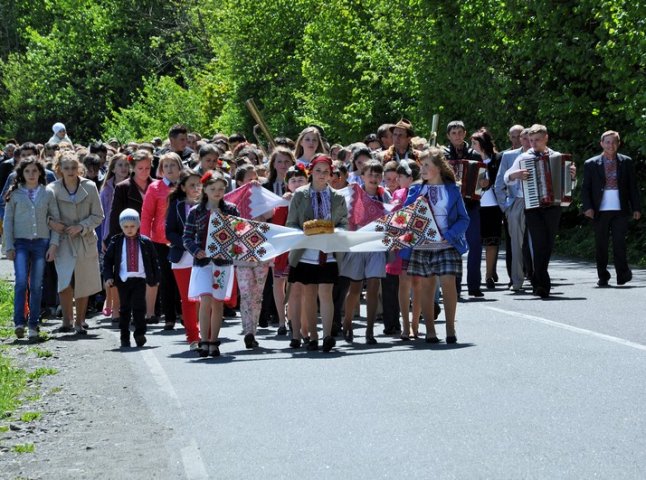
[183,171,238,357]
[2,157,60,341]
[402,147,469,343]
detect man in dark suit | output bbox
[582,130,642,286]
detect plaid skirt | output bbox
[406,247,462,277]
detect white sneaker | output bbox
[189,341,199,351]
[28,328,39,341]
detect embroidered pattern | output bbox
[364,197,442,249]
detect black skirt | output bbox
[480,205,503,246]
[288,261,339,285]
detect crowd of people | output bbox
[0,119,641,355]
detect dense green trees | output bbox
[1,0,644,263]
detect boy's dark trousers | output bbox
[116,277,147,343]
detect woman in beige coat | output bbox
[48,152,104,334]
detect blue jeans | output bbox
[13,238,49,329]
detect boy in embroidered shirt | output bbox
[340,160,392,344]
[103,209,160,348]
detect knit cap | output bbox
[119,208,140,227]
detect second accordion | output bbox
[519,153,573,209]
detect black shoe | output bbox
[146,315,160,325]
[258,316,269,328]
[597,278,609,287]
[535,287,549,298]
[493,273,499,282]
[617,272,633,286]
[120,340,131,348]
[365,335,378,345]
[468,290,484,297]
[208,343,220,357]
[425,336,440,344]
[383,326,402,335]
[289,339,301,349]
[486,278,495,290]
[198,342,209,357]
[58,325,74,333]
[330,323,341,337]
[277,325,288,336]
[322,335,336,352]
[74,326,88,335]
[344,329,354,343]
[307,339,319,351]
[434,302,442,320]
[163,321,175,331]
[446,335,457,344]
[244,333,258,349]
[223,307,237,318]
[400,334,411,341]
[134,335,147,347]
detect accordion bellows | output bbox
[303,219,334,235]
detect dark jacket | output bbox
[165,199,190,263]
[103,233,160,287]
[443,141,482,208]
[581,153,642,217]
[108,175,154,240]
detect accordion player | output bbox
[448,159,488,200]
[519,153,573,209]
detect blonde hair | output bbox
[53,151,82,178]
[157,152,183,178]
[423,147,456,184]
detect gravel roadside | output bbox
[1,259,185,480]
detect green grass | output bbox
[19,412,42,422]
[12,443,35,453]
[0,350,26,417]
[0,281,29,420]
[0,280,14,338]
[27,367,57,381]
[28,347,53,358]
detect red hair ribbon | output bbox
[200,171,213,184]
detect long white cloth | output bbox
[205,197,441,262]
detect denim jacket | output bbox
[401,181,470,256]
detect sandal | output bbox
[208,342,220,357]
[197,341,209,357]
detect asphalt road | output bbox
[2,253,645,479]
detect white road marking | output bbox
[180,439,210,480]
[485,306,646,352]
[141,349,181,407]
[138,345,210,478]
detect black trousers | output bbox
[153,242,179,323]
[593,211,631,281]
[381,273,400,331]
[525,206,561,293]
[117,277,147,341]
